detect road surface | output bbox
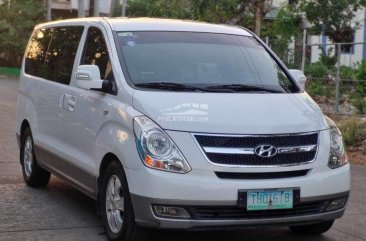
[0,75,365,241]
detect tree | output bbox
[246,0,274,36]
[126,0,273,36]
[300,0,366,56]
[0,0,45,67]
[190,0,244,23]
[126,0,191,19]
[263,5,302,64]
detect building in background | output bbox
[50,0,112,19]
[266,0,366,67]
[309,8,366,67]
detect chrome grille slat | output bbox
[194,133,319,167]
[202,145,317,155]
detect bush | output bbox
[340,66,354,80]
[351,97,366,114]
[338,118,366,147]
[319,54,337,67]
[356,61,366,80]
[304,62,328,79]
[306,79,333,97]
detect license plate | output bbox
[247,189,293,211]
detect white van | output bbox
[16,18,350,241]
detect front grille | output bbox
[194,133,318,166]
[188,201,328,220]
[215,170,309,179]
[207,152,315,166]
[195,134,318,148]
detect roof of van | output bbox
[36,17,253,36]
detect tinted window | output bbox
[25,28,52,78]
[81,27,117,94]
[25,26,84,85]
[81,27,111,80]
[117,32,298,93]
[45,26,84,84]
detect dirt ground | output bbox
[347,150,366,165]
[325,114,366,165]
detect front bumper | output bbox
[131,192,348,229]
[125,128,350,229]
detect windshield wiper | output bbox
[134,82,211,92]
[206,84,285,93]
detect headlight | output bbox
[133,116,191,173]
[326,117,348,169]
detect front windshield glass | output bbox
[117,31,298,93]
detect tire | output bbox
[101,161,148,241]
[20,127,51,187]
[289,220,335,235]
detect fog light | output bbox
[326,198,347,211]
[153,205,191,218]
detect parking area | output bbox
[0,75,365,241]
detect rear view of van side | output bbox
[16,18,350,241]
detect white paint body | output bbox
[16,18,350,229]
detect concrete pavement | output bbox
[0,75,365,241]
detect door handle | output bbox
[62,94,76,112]
[67,99,76,107]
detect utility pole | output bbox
[121,0,127,17]
[46,0,51,21]
[94,0,99,17]
[301,28,307,73]
[78,0,85,18]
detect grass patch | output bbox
[338,118,366,147]
[0,67,20,77]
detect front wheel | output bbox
[101,161,148,241]
[20,127,51,187]
[289,220,334,235]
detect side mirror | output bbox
[75,65,109,92]
[289,69,307,90]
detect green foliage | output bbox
[304,62,328,79]
[263,6,301,62]
[339,118,366,146]
[300,0,366,44]
[351,97,366,114]
[126,0,245,23]
[126,0,191,19]
[340,66,355,80]
[189,0,243,23]
[319,54,337,67]
[126,0,272,33]
[0,0,45,67]
[305,79,333,97]
[268,6,301,38]
[356,61,366,80]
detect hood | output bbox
[132,91,328,134]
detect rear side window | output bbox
[25,28,52,78]
[25,26,84,85]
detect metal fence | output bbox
[268,40,366,117]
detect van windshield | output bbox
[117,31,298,93]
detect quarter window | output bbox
[25,28,52,78]
[25,26,84,85]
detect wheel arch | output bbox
[97,153,123,195]
[20,119,31,139]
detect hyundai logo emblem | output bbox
[254,145,278,158]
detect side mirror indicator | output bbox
[76,65,106,93]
